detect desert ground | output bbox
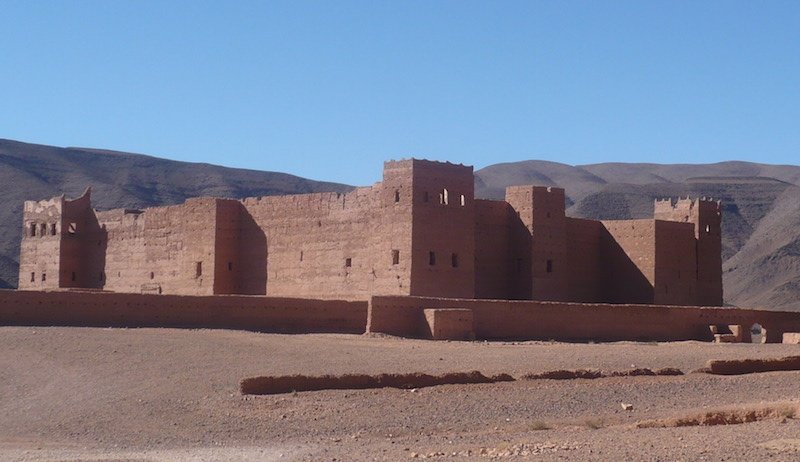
[1,326,799,461]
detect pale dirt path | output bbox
[1,326,799,461]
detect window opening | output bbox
[546,259,553,273]
[460,194,465,206]
[50,223,57,235]
[443,189,449,205]
[451,253,459,268]
[41,273,46,282]
[705,225,711,234]
[30,272,35,282]
[195,262,203,278]
[429,251,436,266]
[29,223,36,237]
[345,258,352,268]
[394,190,400,202]
[228,262,233,271]
[150,272,154,280]
[71,272,76,282]
[40,223,46,236]
[392,250,400,265]
[300,251,304,262]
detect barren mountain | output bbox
[0,139,353,288]
[475,160,800,311]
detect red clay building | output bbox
[18,159,722,305]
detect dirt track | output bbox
[1,326,799,461]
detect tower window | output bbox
[392,250,400,265]
[429,251,436,266]
[41,273,46,282]
[29,223,36,237]
[150,272,154,280]
[195,262,203,278]
[546,260,553,273]
[394,190,400,202]
[300,251,304,262]
[50,223,57,235]
[460,194,465,206]
[705,225,711,234]
[451,253,459,268]
[40,223,46,236]
[440,189,449,205]
[30,272,35,282]
[345,258,352,267]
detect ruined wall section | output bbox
[601,219,656,304]
[99,198,219,295]
[565,218,603,302]
[408,160,475,298]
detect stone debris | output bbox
[410,442,581,459]
[621,402,634,411]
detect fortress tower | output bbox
[654,197,723,305]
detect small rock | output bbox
[621,402,634,411]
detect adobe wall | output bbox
[473,200,514,299]
[0,289,367,334]
[565,218,604,302]
[98,198,221,296]
[367,295,800,343]
[654,220,698,305]
[601,219,656,303]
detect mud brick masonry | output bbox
[7,158,799,342]
[17,159,722,305]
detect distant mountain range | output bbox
[2,138,799,311]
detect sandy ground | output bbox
[1,326,799,461]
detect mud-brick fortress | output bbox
[18,159,722,306]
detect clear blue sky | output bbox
[2,1,798,185]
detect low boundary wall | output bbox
[0,289,367,334]
[367,296,800,343]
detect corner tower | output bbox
[654,197,723,306]
[383,159,476,298]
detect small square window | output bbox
[345,258,352,267]
[392,250,400,265]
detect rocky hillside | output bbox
[476,160,800,311]
[0,139,353,288]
